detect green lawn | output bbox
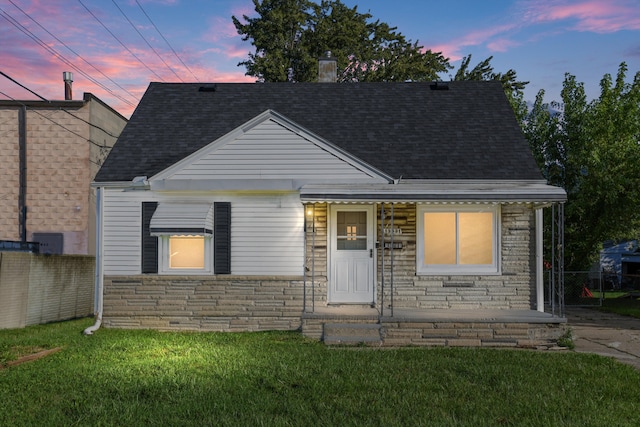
[2,318,640,426]
[599,294,640,319]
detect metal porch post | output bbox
[380,203,385,317]
[390,203,394,317]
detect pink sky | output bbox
[1,0,639,117]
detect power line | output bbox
[0,70,47,101]
[0,93,107,168]
[77,0,166,82]
[5,0,139,104]
[111,0,184,82]
[0,71,123,139]
[0,9,137,108]
[135,0,200,82]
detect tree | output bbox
[524,63,640,270]
[232,0,450,82]
[453,55,529,122]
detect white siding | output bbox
[102,189,147,275]
[170,119,375,181]
[231,194,304,275]
[101,189,304,276]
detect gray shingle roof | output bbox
[95,81,543,182]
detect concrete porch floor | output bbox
[303,305,567,324]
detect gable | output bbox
[150,110,389,190]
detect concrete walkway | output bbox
[564,307,640,370]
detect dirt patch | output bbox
[0,347,62,369]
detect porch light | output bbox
[305,204,315,232]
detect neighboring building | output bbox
[0,76,127,255]
[91,66,567,345]
[600,240,640,290]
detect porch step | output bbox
[323,323,382,346]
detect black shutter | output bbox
[141,202,158,273]
[214,202,231,274]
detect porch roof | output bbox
[300,181,567,203]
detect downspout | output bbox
[535,207,544,312]
[84,186,103,334]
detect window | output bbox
[144,202,231,275]
[159,235,213,274]
[337,211,367,250]
[170,236,205,269]
[417,205,500,275]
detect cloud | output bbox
[487,38,520,52]
[523,0,640,33]
[201,15,240,43]
[624,44,640,59]
[428,0,640,63]
[429,23,518,61]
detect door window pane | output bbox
[337,211,367,250]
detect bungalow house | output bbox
[89,62,567,346]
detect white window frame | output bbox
[158,235,213,275]
[416,204,501,275]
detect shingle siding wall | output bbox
[25,108,91,254]
[0,109,20,241]
[0,252,94,329]
[0,100,126,255]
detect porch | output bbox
[301,306,567,348]
[300,194,566,348]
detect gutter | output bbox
[84,186,104,335]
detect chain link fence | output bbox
[562,271,603,307]
[602,272,640,292]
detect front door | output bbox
[329,205,375,304]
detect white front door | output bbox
[329,205,375,304]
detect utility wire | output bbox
[6,0,139,104]
[78,0,166,82]
[0,71,124,162]
[0,70,47,101]
[0,10,137,108]
[110,0,184,82]
[135,0,200,82]
[0,91,110,168]
[0,71,123,139]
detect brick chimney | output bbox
[63,71,73,100]
[318,51,337,83]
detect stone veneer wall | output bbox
[376,203,536,311]
[304,203,328,305]
[301,315,566,348]
[102,276,305,331]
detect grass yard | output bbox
[599,295,640,319]
[2,318,640,426]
